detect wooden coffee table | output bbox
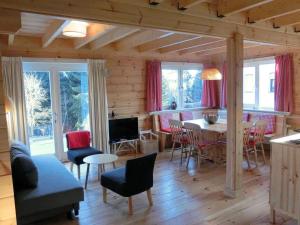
[83,154,118,189]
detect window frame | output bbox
[243,57,275,111]
[161,62,203,110]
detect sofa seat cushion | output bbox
[15,155,84,217]
[67,147,102,165]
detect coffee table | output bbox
[83,154,118,189]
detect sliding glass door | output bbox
[23,61,89,161]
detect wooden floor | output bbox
[34,150,296,225]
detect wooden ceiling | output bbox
[1,0,300,60]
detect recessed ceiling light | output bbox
[63,21,88,38]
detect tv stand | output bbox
[110,139,139,154]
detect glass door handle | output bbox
[53,112,57,124]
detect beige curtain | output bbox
[88,59,110,153]
[2,57,28,144]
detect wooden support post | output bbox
[224,32,244,198]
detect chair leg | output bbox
[180,144,184,165]
[147,189,153,206]
[70,162,74,173]
[245,149,251,170]
[253,146,258,167]
[261,143,266,164]
[186,147,193,169]
[77,165,81,180]
[102,187,107,203]
[128,197,133,215]
[170,142,176,161]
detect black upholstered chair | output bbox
[101,153,157,215]
[66,131,102,179]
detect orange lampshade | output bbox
[4,96,13,113]
[201,68,222,80]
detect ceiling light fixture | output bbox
[63,21,88,38]
[201,68,222,80]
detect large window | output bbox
[243,58,275,110]
[162,63,202,110]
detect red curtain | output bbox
[201,64,220,108]
[275,54,293,112]
[146,61,162,112]
[220,62,227,108]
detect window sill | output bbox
[149,107,214,115]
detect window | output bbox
[243,58,275,110]
[162,63,202,110]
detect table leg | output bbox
[113,162,116,169]
[85,163,90,189]
[102,164,105,172]
[98,165,100,181]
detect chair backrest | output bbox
[66,130,91,150]
[158,113,173,132]
[125,153,157,188]
[180,111,193,121]
[169,119,184,142]
[183,122,203,147]
[242,122,253,147]
[253,120,267,143]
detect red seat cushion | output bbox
[159,113,173,133]
[66,131,91,150]
[180,111,193,121]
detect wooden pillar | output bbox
[224,33,244,198]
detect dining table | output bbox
[183,118,227,134]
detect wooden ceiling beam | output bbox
[2,1,300,46]
[74,23,115,49]
[158,36,221,53]
[137,33,198,52]
[42,19,70,48]
[217,0,272,17]
[177,0,206,10]
[0,8,21,34]
[179,40,226,55]
[89,27,140,50]
[114,29,169,50]
[272,12,300,28]
[248,0,300,23]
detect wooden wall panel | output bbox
[106,58,152,130]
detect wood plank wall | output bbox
[0,57,16,224]
[293,52,300,115]
[106,58,152,130]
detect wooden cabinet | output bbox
[270,134,300,224]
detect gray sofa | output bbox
[11,142,84,225]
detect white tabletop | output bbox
[184,118,227,133]
[83,154,118,165]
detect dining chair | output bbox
[169,119,189,165]
[242,121,254,169]
[184,122,216,169]
[248,120,267,166]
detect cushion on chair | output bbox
[160,128,172,133]
[101,168,128,196]
[180,111,193,121]
[11,149,38,189]
[159,113,173,133]
[67,147,101,165]
[66,131,91,150]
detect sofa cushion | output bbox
[11,150,38,189]
[180,111,193,121]
[14,155,84,217]
[159,113,173,132]
[11,141,31,156]
[67,147,101,165]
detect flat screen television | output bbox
[109,117,139,143]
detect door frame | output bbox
[23,59,88,161]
